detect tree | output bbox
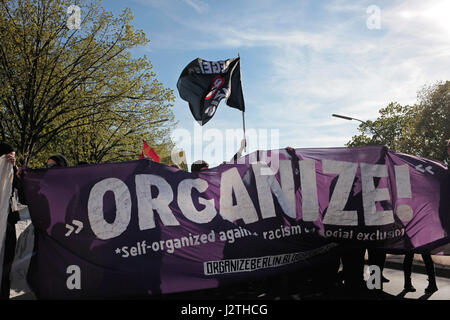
[346,81,449,164]
[345,102,418,150]
[0,0,175,166]
[406,81,450,162]
[44,112,175,165]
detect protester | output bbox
[403,253,437,293]
[191,160,209,172]
[0,142,22,299]
[0,143,16,166]
[47,154,69,168]
[367,248,389,283]
[191,139,246,172]
[229,138,246,163]
[340,246,366,293]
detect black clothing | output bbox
[367,248,387,273]
[0,143,14,156]
[191,160,209,172]
[341,246,366,291]
[403,253,436,283]
[1,221,16,299]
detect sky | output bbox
[102,0,450,166]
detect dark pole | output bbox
[332,113,385,146]
[242,111,246,151]
[238,52,246,152]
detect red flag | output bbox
[140,140,160,162]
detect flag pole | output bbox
[238,53,246,152]
[242,110,246,142]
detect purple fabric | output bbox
[22,146,449,298]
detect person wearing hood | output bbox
[46,154,69,168]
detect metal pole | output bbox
[238,52,246,152]
[332,113,384,143]
[242,111,246,152]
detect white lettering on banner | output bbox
[394,165,413,221]
[361,163,394,226]
[258,149,281,176]
[178,179,217,223]
[278,160,296,218]
[136,174,179,230]
[252,161,295,219]
[395,165,412,199]
[252,162,276,219]
[300,160,319,221]
[85,159,414,240]
[322,160,358,226]
[203,243,338,275]
[219,227,253,244]
[88,178,131,240]
[219,168,259,224]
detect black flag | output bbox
[177,57,245,126]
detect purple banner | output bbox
[22,146,449,299]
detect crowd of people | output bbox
[0,139,448,300]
